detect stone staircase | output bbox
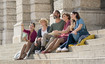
[0,29,105,64]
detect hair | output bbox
[55,10,61,17]
[62,13,71,20]
[30,22,35,27]
[71,11,80,20]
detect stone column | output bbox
[13,0,31,43]
[30,0,52,31]
[0,0,3,45]
[2,0,16,45]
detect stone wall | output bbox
[30,0,52,31]
[2,0,16,45]
[0,0,3,45]
[13,0,52,43]
[50,0,105,31]
[13,0,31,43]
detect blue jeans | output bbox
[59,33,78,48]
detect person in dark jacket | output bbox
[27,18,50,57]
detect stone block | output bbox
[81,0,101,9]
[79,51,95,58]
[4,8,16,15]
[54,0,63,10]
[16,0,30,6]
[0,9,3,15]
[2,29,13,44]
[50,60,63,64]
[17,13,31,22]
[89,30,98,35]
[63,0,74,11]
[0,17,3,22]
[4,15,16,21]
[31,12,50,21]
[86,37,105,45]
[30,0,50,4]
[3,22,16,29]
[0,2,3,9]
[31,4,51,12]
[98,29,105,35]
[50,14,55,25]
[13,22,22,43]
[5,1,16,8]
[26,60,50,64]
[16,4,30,14]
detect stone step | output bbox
[0,58,105,64]
[33,48,105,60]
[70,44,105,52]
[86,37,105,45]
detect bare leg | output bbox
[50,38,64,52]
[19,42,32,59]
[44,38,58,52]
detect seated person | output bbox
[18,22,37,60]
[27,18,50,57]
[55,12,89,52]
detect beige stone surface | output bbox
[31,12,50,21]
[31,4,51,12]
[30,0,50,4]
[54,0,63,10]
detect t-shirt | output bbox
[41,29,47,37]
[48,20,65,33]
[74,18,89,36]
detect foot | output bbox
[61,47,69,52]
[41,51,50,54]
[56,47,62,53]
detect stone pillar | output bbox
[13,0,31,43]
[51,0,105,31]
[0,0,3,45]
[2,0,16,45]
[30,0,52,30]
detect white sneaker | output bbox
[61,47,69,52]
[56,47,62,53]
[35,50,41,54]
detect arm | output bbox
[21,23,24,31]
[54,26,70,34]
[72,24,83,35]
[48,24,53,33]
[30,31,37,43]
[37,29,42,38]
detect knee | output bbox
[23,44,27,47]
[43,33,48,37]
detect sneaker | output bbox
[61,47,69,52]
[35,50,41,54]
[56,47,62,53]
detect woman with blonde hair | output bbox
[27,18,50,56]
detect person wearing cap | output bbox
[27,18,50,57]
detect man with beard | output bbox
[40,10,65,51]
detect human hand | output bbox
[37,38,41,41]
[72,30,77,35]
[21,23,24,26]
[35,43,38,46]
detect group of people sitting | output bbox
[17,10,90,60]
